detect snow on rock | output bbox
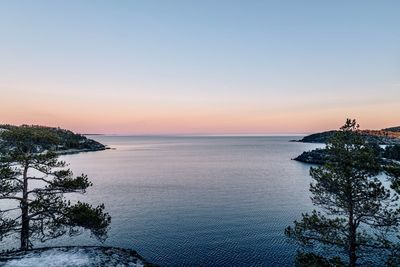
[0,246,149,267]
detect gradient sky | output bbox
[1,1,399,134]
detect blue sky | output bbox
[1,1,399,134]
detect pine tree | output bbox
[286,119,400,266]
[0,125,111,250]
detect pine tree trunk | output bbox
[20,163,29,250]
[348,207,357,267]
[349,228,357,266]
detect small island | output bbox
[297,127,400,145]
[294,126,400,165]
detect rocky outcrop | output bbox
[297,129,400,145]
[294,145,400,165]
[293,149,330,164]
[0,246,157,267]
[298,131,337,144]
[384,126,400,132]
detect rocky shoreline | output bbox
[55,146,110,155]
[296,128,400,145]
[293,148,329,165]
[0,246,157,267]
[294,145,400,165]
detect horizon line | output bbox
[83,133,311,137]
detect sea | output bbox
[3,135,324,266]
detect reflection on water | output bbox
[3,136,323,266]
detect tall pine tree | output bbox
[286,119,400,266]
[0,125,111,250]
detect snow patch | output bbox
[1,247,145,267]
[3,249,90,267]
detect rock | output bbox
[0,246,156,267]
[294,145,400,166]
[296,129,400,145]
[384,126,400,132]
[293,149,329,164]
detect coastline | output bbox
[55,146,110,155]
[0,246,157,267]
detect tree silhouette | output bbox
[0,125,111,250]
[286,119,400,266]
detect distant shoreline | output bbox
[55,147,109,155]
[85,134,308,137]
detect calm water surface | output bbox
[11,136,323,266]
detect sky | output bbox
[0,1,399,134]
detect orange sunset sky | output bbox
[1,1,399,134]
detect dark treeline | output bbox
[0,124,105,152]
